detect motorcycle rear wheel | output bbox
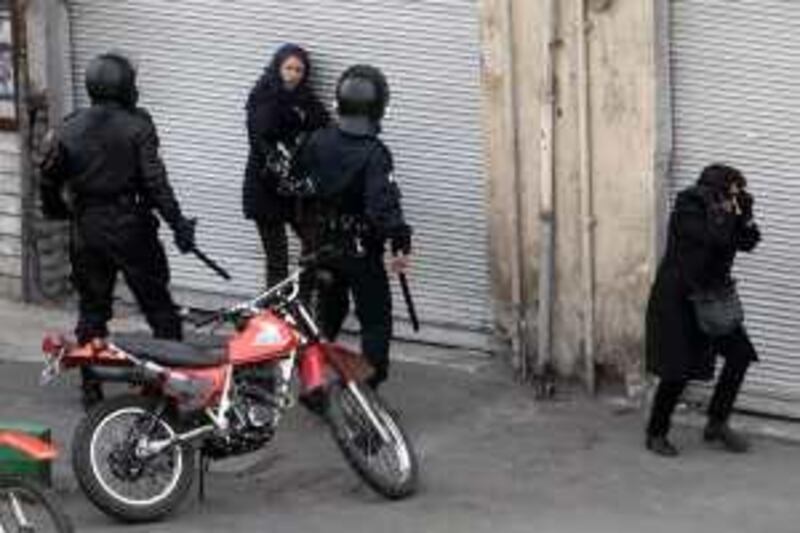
[0,476,74,532]
[72,395,195,523]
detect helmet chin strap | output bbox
[338,115,380,136]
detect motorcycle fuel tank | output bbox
[227,312,299,364]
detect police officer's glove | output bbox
[390,229,412,256]
[388,232,411,273]
[173,217,196,254]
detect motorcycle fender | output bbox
[300,344,326,392]
[0,432,57,461]
[317,343,374,384]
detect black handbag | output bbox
[689,281,744,337]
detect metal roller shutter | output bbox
[68,0,493,348]
[671,0,800,416]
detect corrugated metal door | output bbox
[67,1,493,348]
[671,0,800,416]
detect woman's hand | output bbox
[737,190,755,220]
[717,194,735,214]
[731,194,742,216]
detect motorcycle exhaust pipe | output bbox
[141,425,216,456]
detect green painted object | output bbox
[0,421,53,487]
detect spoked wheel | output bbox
[72,395,194,523]
[0,477,73,532]
[326,382,418,499]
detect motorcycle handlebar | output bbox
[179,243,343,328]
[178,270,303,328]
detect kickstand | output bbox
[198,450,210,503]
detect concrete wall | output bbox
[478,0,524,358]
[480,0,659,383]
[0,132,22,298]
[585,0,658,379]
[0,0,69,303]
[18,0,73,303]
[508,0,543,361]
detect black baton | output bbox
[398,272,420,332]
[192,247,231,280]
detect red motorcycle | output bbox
[41,252,418,523]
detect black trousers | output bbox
[647,332,752,437]
[317,253,392,387]
[255,218,314,303]
[70,209,182,344]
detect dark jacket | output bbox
[646,185,761,381]
[40,103,185,230]
[298,126,412,255]
[243,44,329,222]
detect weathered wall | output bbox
[480,0,659,383]
[21,0,73,302]
[0,0,27,299]
[0,131,22,298]
[548,0,584,375]
[508,0,543,355]
[478,0,523,358]
[583,0,657,377]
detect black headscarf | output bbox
[246,43,317,113]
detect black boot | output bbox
[366,366,388,391]
[81,381,104,410]
[80,367,104,410]
[299,388,326,416]
[366,375,383,390]
[645,435,679,457]
[703,422,750,453]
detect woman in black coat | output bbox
[645,164,761,457]
[243,43,329,288]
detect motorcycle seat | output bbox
[112,333,227,368]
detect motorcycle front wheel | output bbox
[325,382,418,499]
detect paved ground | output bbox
[0,300,799,532]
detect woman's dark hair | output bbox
[697,163,747,192]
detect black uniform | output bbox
[40,57,194,345]
[300,123,411,388]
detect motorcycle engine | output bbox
[203,367,283,459]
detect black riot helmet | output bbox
[84,53,139,108]
[335,65,389,134]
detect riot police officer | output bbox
[39,52,196,403]
[299,64,412,389]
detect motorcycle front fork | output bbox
[345,382,392,444]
